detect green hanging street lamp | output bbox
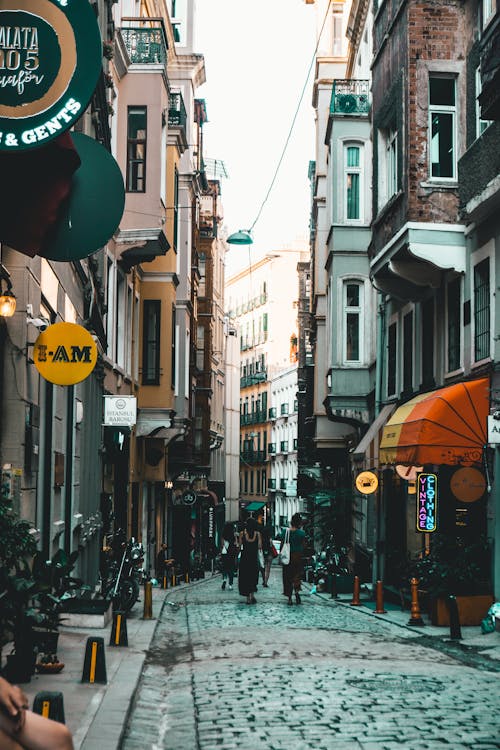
[226,230,253,245]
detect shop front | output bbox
[377,377,492,607]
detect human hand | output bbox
[0,676,28,731]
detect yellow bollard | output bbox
[143,579,153,619]
[163,575,168,589]
[185,572,189,583]
[374,579,387,613]
[351,575,361,606]
[408,577,425,626]
[172,574,176,587]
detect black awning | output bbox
[118,230,170,272]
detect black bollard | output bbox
[32,691,65,723]
[448,595,462,640]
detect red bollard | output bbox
[351,575,361,606]
[408,577,424,626]
[374,579,387,613]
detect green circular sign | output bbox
[0,0,102,151]
[41,132,125,261]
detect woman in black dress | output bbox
[238,517,262,605]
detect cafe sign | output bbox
[33,322,97,385]
[416,472,438,532]
[0,0,102,151]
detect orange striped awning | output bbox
[379,378,489,466]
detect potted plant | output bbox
[412,533,493,626]
[0,477,38,682]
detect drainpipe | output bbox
[375,292,386,417]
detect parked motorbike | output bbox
[102,535,144,612]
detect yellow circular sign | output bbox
[33,322,97,385]
[355,471,379,495]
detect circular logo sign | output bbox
[450,467,487,503]
[0,0,102,151]
[182,490,197,506]
[395,464,424,481]
[33,322,97,385]
[355,471,379,495]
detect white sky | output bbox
[194,0,317,267]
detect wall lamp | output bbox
[0,266,16,318]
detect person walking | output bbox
[259,521,273,587]
[238,517,262,605]
[281,513,306,605]
[220,522,238,590]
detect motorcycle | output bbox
[102,536,144,612]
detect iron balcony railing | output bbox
[268,479,276,490]
[268,443,276,453]
[330,80,370,115]
[269,407,277,419]
[120,20,168,65]
[240,410,267,426]
[241,450,266,464]
[240,372,267,388]
[169,91,187,129]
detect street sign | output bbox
[183,490,197,506]
[487,415,500,444]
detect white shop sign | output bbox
[103,396,137,426]
[487,415,500,444]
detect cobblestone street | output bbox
[120,574,500,750]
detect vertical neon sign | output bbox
[416,473,438,532]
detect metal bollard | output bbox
[163,574,168,589]
[408,577,424,626]
[374,579,387,613]
[351,575,361,606]
[448,595,462,640]
[172,574,176,587]
[143,579,153,619]
[185,572,189,583]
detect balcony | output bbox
[240,410,267,426]
[280,404,289,416]
[168,91,187,129]
[268,443,276,454]
[268,478,276,490]
[279,441,289,453]
[240,372,267,388]
[241,450,266,464]
[279,479,287,490]
[269,407,277,419]
[120,20,168,66]
[330,80,370,116]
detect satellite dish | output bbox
[395,465,423,481]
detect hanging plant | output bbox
[103,40,114,60]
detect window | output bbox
[474,258,490,361]
[447,277,461,372]
[142,300,161,384]
[332,14,343,56]
[476,68,492,138]
[127,107,147,192]
[386,129,398,199]
[173,167,179,252]
[116,271,126,369]
[429,77,456,180]
[261,471,266,495]
[421,298,435,388]
[106,257,116,360]
[402,311,413,394]
[387,322,397,397]
[344,281,363,362]
[171,303,176,387]
[345,145,362,220]
[482,0,493,27]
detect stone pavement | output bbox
[18,574,500,749]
